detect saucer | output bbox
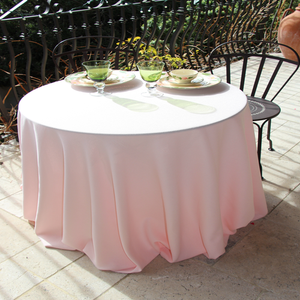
[158,73,221,89]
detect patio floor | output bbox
[0,57,300,300]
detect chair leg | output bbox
[254,123,263,179]
[267,119,275,151]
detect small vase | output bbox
[278,4,300,61]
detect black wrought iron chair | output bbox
[208,40,300,177]
[52,36,137,79]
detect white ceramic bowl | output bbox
[169,69,198,83]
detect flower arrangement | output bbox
[119,37,187,71]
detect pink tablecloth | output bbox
[18,72,267,273]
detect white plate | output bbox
[158,73,221,89]
[64,70,135,87]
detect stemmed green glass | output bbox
[82,60,111,96]
[137,61,164,97]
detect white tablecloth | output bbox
[18,71,267,273]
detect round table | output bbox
[18,71,267,273]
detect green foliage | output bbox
[122,37,186,70]
[141,0,289,50]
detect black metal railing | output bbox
[0,0,297,134]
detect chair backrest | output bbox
[52,36,137,79]
[208,40,300,102]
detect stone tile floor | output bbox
[0,56,299,299]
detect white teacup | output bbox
[169,69,198,84]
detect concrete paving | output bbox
[1,56,299,299]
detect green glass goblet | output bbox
[82,60,111,96]
[137,61,164,97]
